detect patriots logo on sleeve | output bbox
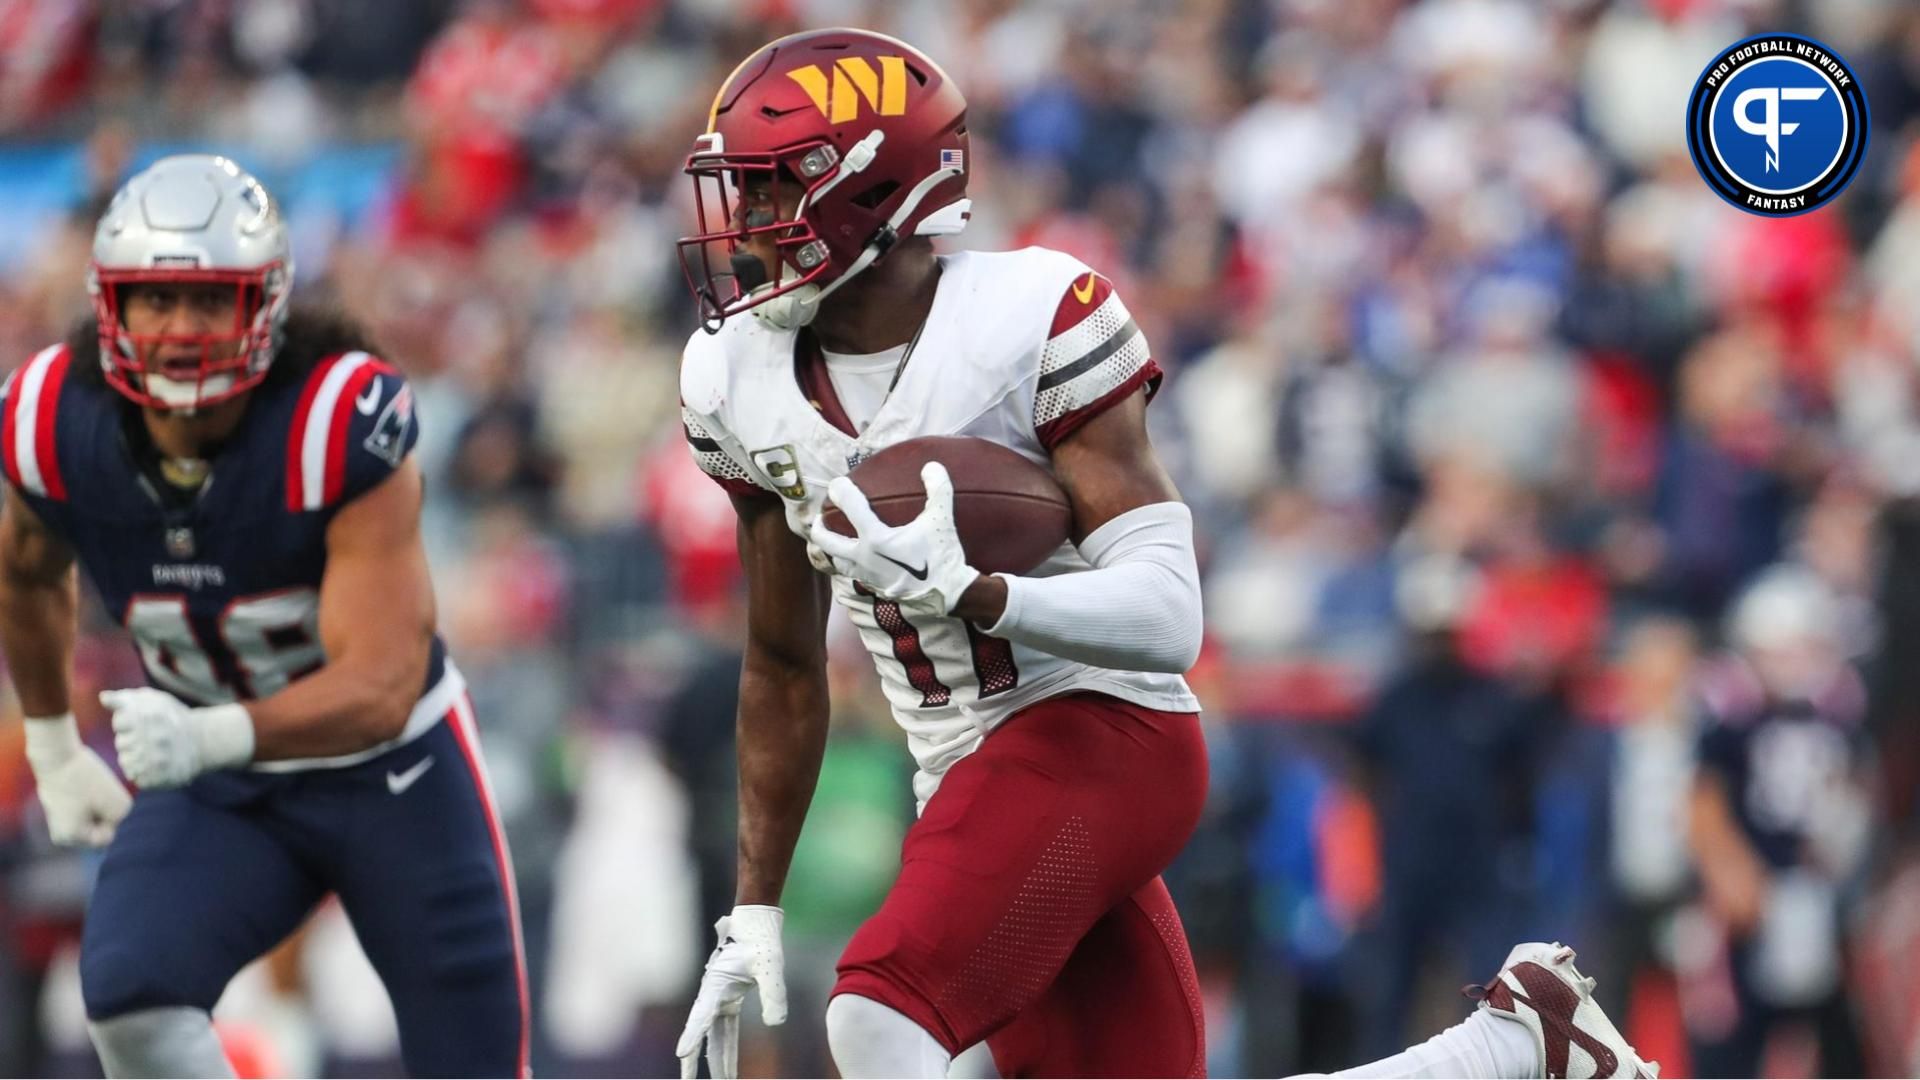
[363,384,414,468]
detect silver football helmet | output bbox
[1728,563,1843,700]
[88,154,293,410]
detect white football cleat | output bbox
[1468,942,1658,1080]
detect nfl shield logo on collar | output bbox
[164,527,195,559]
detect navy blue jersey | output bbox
[1694,656,1866,870]
[0,343,454,764]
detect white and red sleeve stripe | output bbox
[1033,273,1162,449]
[1,344,72,501]
[285,351,395,511]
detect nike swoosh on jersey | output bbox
[355,376,382,415]
[386,755,434,795]
[1071,272,1098,305]
[881,553,929,580]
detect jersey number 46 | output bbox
[124,589,325,703]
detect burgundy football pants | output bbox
[833,691,1209,1078]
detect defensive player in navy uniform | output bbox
[1687,567,1870,1077]
[0,155,528,1077]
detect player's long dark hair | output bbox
[64,307,387,394]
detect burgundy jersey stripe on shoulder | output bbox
[1048,271,1115,339]
[1037,360,1164,450]
[682,401,768,495]
[1034,270,1156,449]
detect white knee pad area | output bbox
[825,993,953,1080]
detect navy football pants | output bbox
[79,702,528,1078]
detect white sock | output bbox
[89,1006,236,1079]
[826,993,952,1079]
[1329,1010,1540,1079]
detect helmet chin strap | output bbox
[752,161,965,333]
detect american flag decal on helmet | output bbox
[940,148,964,171]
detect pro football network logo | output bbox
[1686,33,1869,216]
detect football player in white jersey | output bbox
[672,28,1654,1080]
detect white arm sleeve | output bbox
[982,501,1202,674]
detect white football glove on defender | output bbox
[677,905,787,1080]
[101,688,254,789]
[24,713,131,848]
[808,462,979,614]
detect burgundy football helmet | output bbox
[679,28,970,332]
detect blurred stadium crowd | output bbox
[4,0,1920,1076]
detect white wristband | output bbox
[23,712,83,769]
[192,703,257,770]
[730,904,784,928]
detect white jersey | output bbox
[681,247,1200,805]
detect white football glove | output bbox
[808,462,979,614]
[23,713,131,848]
[676,905,787,1080]
[101,688,254,789]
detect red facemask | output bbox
[91,264,285,411]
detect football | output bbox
[821,436,1073,575]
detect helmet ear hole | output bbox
[851,180,900,210]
